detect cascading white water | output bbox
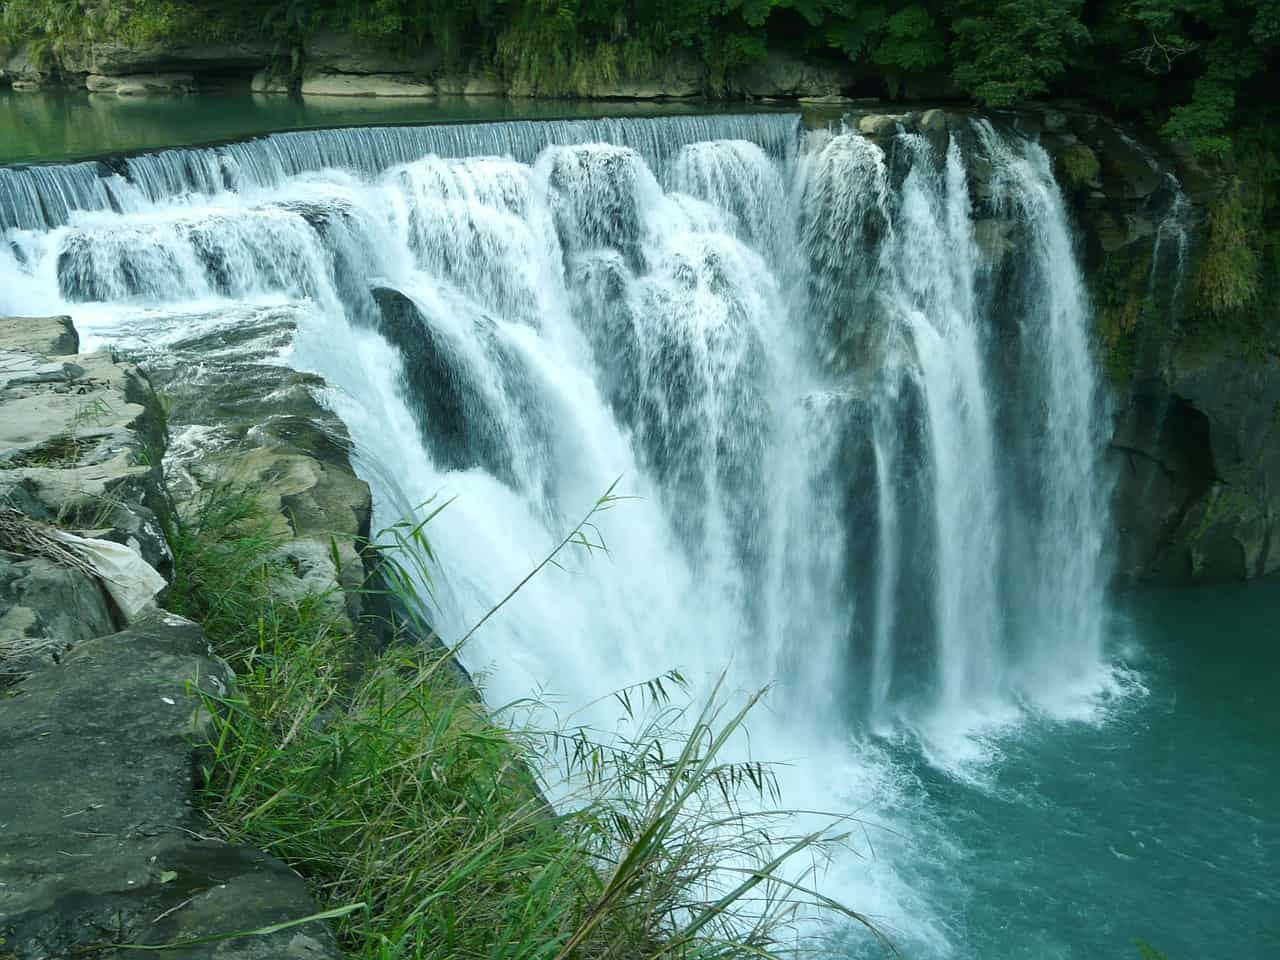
[1,112,1117,955]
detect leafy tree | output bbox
[949,0,1088,106]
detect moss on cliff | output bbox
[1092,242,1153,386]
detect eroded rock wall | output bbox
[0,315,357,958]
[1037,111,1280,583]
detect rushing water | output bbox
[2,110,1273,958]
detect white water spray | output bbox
[1,113,1116,956]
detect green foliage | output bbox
[1057,142,1100,188]
[1092,244,1153,385]
[1195,178,1260,316]
[951,0,1089,106]
[871,6,945,72]
[1,0,1276,161]
[166,486,876,958]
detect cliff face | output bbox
[835,105,1280,583]
[1042,113,1280,583]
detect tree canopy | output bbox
[2,0,1276,171]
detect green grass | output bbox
[166,484,879,959]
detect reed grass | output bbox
[165,483,881,959]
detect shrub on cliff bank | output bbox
[166,487,878,959]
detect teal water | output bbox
[3,96,1276,959]
[0,89,797,164]
[859,579,1280,959]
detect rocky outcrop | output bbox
[590,53,703,99]
[86,72,197,95]
[0,316,170,575]
[125,308,373,622]
[1108,342,1280,581]
[59,40,276,77]
[835,106,1280,583]
[0,316,348,957]
[730,51,852,101]
[1030,108,1280,582]
[0,611,339,960]
[299,70,436,98]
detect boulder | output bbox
[0,611,340,960]
[858,113,908,139]
[300,70,436,97]
[918,108,949,156]
[86,72,197,95]
[0,315,78,355]
[731,51,850,99]
[0,555,115,680]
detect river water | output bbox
[1,94,1274,959]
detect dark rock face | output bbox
[1110,349,1280,580]
[110,306,375,621]
[1039,108,1280,582]
[0,611,339,960]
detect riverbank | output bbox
[0,314,348,957]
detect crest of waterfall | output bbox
[2,112,1117,954]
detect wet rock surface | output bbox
[113,307,373,619]
[0,612,338,960]
[0,316,345,958]
[1028,107,1280,582]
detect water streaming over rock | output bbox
[1,112,1116,955]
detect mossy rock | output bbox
[1056,142,1101,190]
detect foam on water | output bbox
[7,113,1123,957]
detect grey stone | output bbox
[0,315,78,356]
[857,114,907,139]
[918,108,949,156]
[0,611,340,960]
[300,70,436,97]
[0,555,115,679]
[589,53,702,98]
[0,351,161,524]
[732,51,850,99]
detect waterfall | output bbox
[1,112,1116,954]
